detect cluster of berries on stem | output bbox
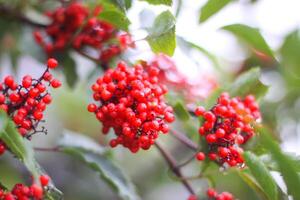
[0,58,61,156]
[88,61,175,153]
[0,175,50,200]
[188,188,235,200]
[33,2,134,66]
[195,93,260,167]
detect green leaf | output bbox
[98,2,130,31]
[0,111,63,199]
[228,67,268,99]
[173,101,190,121]
[244,152,278,200]
[0,110,8,135]
[58,132,139,200]
[146,10,176,56]
[259,127,300,200]
[222,24,274,58]
[199,0,231,23]
[280,30,300,87]
[140,0,172,6]
[238,170,269,200]
[62,53,78,88]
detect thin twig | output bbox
[170,129,198,151]
[155,141,196,195]
[34,147,60,152]
[176,153,197,168]
[74,49,108,70]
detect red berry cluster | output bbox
[0,58,61,156]
[34,2,134,65]
[195,93,260,167]
[187,188,235,200]
[206,188,234,200]
[0,175,50,200]
[88,61,175,153]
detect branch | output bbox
[155,141,196,195]
[0,6,47,28]
[170,129,198,151]
[74,49,108,70]
[34,147,60,152]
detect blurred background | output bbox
[0,0,300,199]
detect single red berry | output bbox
[51,79,61,88]
[196,152,206,161]
[195,106,205,116]
[40,175,50,187]
[47,58,58,69]
[87,104,97,112]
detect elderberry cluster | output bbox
[0,58,61,156]
[88,61,175,153]
[195,93,260,167]
[0,175,50,200]
[188,188,235,200]
[34,2,133,65]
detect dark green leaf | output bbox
[280,30,300,87]
[140,0,172,6]
[199,0,231,23]
[110,0,127,11]
[173,101,190,121]
[124,0,132,9]
[58,132,139,200]
[98,2,130,31]
[259,127,300,200]
[222,24,274,58]
[228,67,268,99]
[244,152,278,200]
[62,53,78,88]
[146,10,176,56]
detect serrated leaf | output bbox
[199,0,231,23]
[62,53,78,88]
[173,101,190,121]
[228,67,268,99]
[58,132,139,200]
[244,151,278,200]
[0,111,63,199]
[146,10,176,56]
[259,127,300,200]
[98,2,130,31]
[140,0,172,6]
[222,24,274,59]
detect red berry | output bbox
[196,152,206,161]
[51,79,61,88]
[47,58,58,69]
[40,175,50,187]
[195,106,205,116]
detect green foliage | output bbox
[259,127,300,200]
[146,10,176,56]
[228,67,268,100]
[280,30,300,87]
[62,53,78,88]
[58,132,140,200]
[199,0,232,23]
[243,152,278,200]
[173,101,190,121]
[140,0,172,6]
[97,1,131,31]
[0,111,62,199]
[222,24,274,58]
